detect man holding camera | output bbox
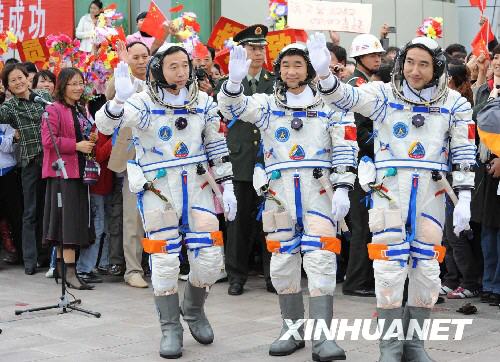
[214,24,275,296]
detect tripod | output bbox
[15,108,100,318]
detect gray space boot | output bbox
[402,306,434,362]
[377,307,404,362]
[269,292,306,356]
[180,281,214,344]
[155,294,183,359]
[309,295,346,361]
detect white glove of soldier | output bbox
[306,32,331,78]
[453,190,471,236]
[114,61,136,103]
[331,187,350,222]
[358,156,377,192]
[228,45,252,84]
[222,181,238,221]
[253,164,268,195]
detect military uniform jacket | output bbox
[214,69,275,182]
[346,68,373,161]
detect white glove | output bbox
[126,161,147,194]
[306,32,331,78]
[453,190,471,236]
[228,45,252,84]
[358,156,376,192]
[253,164,268,195]
[114,61,135,103]
[222,181,238,221]
[331,187,350,222]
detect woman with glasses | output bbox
[41,68,96,289]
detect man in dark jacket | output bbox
[342,34,384,297]
[214,24,275,295]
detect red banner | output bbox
[16,36,49,65]
[207,17,246,50]
[265,29,308,70]
[1,0,75,43]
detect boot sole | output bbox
[312,352,347,361]
[160,352,182,359]
[188,326,214,345]
[269,342,305,356]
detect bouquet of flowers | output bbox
[0,30,18,56]
[79,40,119,98]
[268,0,288,30]
[416,17,443,39]
[95,4,124,45]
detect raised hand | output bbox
[114,61,135,103]
[228,45,252,84]
[306,32,331,79]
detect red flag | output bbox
[169,4,184,13]
[470,0,486,13]
[471,19,495,57]
[140,1,167,39]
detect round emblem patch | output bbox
[275,127,290,142]
[393,122,408,139]
[158,126,172,141]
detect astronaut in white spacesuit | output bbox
[218,43,358,361]
[95,44,237,359]
[306,33,476,361]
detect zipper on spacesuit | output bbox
[293,169,304,232]
[407,171,420,268]
[180,167,189,233]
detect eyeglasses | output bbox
[67,82,85,87]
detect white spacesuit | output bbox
[307,34,476,361]
[95,45,237,359]
[218,43,358,361]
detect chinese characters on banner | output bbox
[1,0,74,44]
[287,0,372,33]
[209,17,307,73]
[207,17,246,50]
[16,36,48,65]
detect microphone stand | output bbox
[15,104,100,318]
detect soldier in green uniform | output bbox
[342,34,384,297]
[214,24,276,295]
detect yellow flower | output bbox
[428,28,436,39]
[6,31,17,43]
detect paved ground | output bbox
[1,264,500,362]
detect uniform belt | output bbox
[271,110,328,118]
[265,160,332,175]
[141,154,208,174]
[151,108,204,115]
[374,159,449,172]
[388,102,450,114]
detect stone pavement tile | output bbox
[426,348,472,362]
[0,349,57,362]
[71,333,138,349]
[107,339,160,358]
[430,331,500,354]
[37,349,125,362]
[31,341,101,357]
[0,333,64,353]
[461,346,500,361]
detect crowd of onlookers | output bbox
[0,0,499,310]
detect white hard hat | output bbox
[349,34,385,58]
